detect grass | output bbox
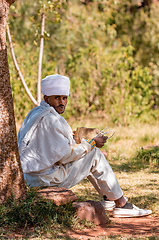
[1,122,159,239]
[0,188,76,238]
[0,189,96,238]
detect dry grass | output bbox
[70,122,159,217]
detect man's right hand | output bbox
[93,136,108,148]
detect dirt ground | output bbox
[67,216,159,239]
[2,216,159,239]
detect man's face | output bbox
[44,95,68,114]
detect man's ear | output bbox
[44,95,49,103]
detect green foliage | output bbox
[114,147,159,172]
[66,45,154,124]
[134,147,159,169]
[0,188,75,229]
[99,0,159,107]
[7,0,159,125]
[8,0,63,120]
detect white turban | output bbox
[41,74,70,96]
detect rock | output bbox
[73,200,108,226]
[37,187,77,206]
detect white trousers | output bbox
[24,148,123,201]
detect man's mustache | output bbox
[58,104,65,107]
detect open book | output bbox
[74,127,115,144]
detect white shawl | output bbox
[18,100,76,173]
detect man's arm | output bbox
[59,136,108,165]
[58,139,92,164]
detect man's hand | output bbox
[73,130,76,140]
[93,136,108,148]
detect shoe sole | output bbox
[113,210,152,218]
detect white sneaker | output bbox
[113,204,152,218]
[102,197,128,211]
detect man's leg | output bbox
[87,174,126,209]
[59,148,151,217]
[58,147,124,203]
[24,147,123,202]
[87,148,123,200]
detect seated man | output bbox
[17,74,152,218]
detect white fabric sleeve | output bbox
[59,138,92,164]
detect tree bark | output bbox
[0,0,26,202]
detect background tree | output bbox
[0,0,26,202]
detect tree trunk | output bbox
[0,0,26,202]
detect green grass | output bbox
[0,189,75,229]
[133,147,159,169]
[0,188,98,239]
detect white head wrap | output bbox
[41,74,70,96]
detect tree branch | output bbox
[37,13,45,105]
[6,23,39,106]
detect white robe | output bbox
[18,100,91,174]
[18,100,123,200]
